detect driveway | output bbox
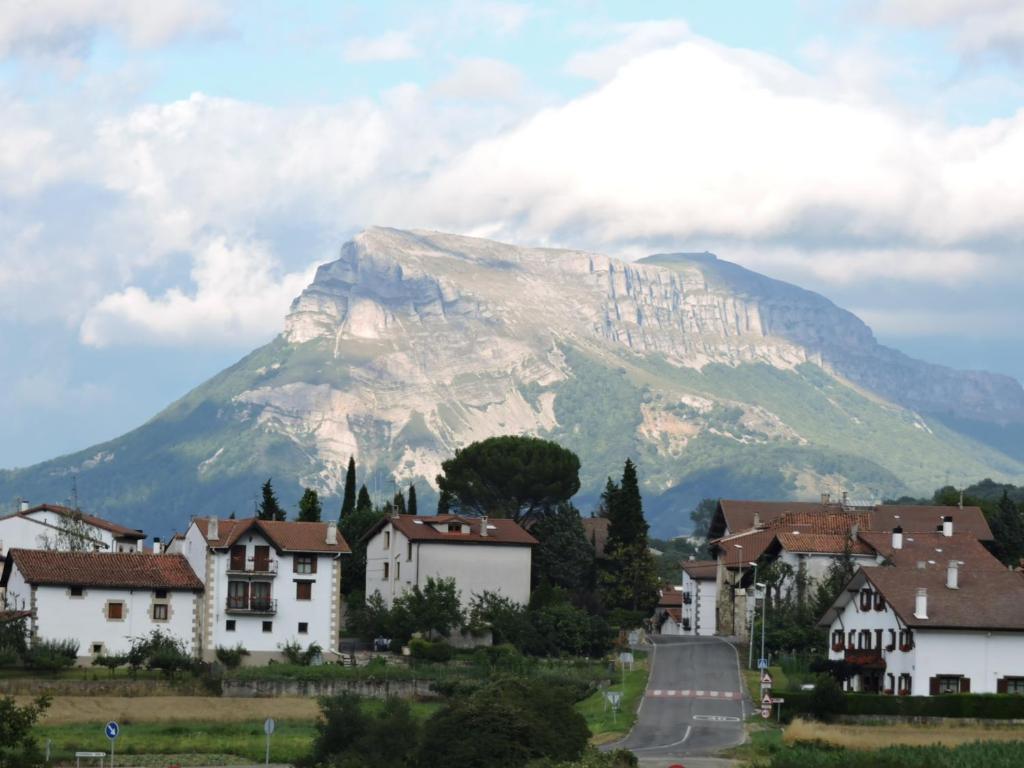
[610,636,748,759]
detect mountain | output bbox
[3,228,1023,538]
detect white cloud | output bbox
[565,20,690,81]
[343,30,418,62]
[435,58,528,103]
[874,0,1024,59]
[460,1,533,35]
[0,0,225,58]
[80,238,315,347]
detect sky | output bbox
[2,0,1024,468]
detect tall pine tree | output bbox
[258,478,286,521]
[298,488,322,522]
[437,488,452,515]
[408,484,418,516]
[601,459,658,613]
[393,490,407,515]
[356,484,373,514]
[340,457,357,520]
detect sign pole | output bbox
[264,717,275,766]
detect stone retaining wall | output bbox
[222,677,440,699]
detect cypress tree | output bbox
[258,478,286,521]
[601,459,658,613]
[356,484,373,514]
[393,490,407,515]
[340,457,357,520]
[298,488,322,522]
[408,484,418,516]
[606,459,644,550]
[437,488,452,515]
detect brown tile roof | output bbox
[859,531,1006,572]
[766,510,871,535]
[192,517,351,554]
[581,517,610,558]
[658,589,683,607]
[4,549,203,591]
[0,610,31,623]
[716,500,992,540]
[712,530,780,566]
[367,515,537,546]
[775,532,875,556]
[9,504,145,540]
[681,559,718,580]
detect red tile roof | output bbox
[775,532,875,556]
[859,531,1006,572]
[192,517,351,554]
[367,515,537,546]
[766,510,872,535]
[4,549,203,591]
[9,504,145,540]
[712,530,780,566]
[658,589,683,607]
[681,560,718,580]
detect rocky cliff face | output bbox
[2,227,1022,536]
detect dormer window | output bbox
[448,523,461,533]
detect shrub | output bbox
[807,674,847,722]
[409,638,454,663]
[0,695,51,768]
[24,638,78,671]
[91,654,128,675]
[527,747,638,768]
[309,693,419,768]
[280,640,323,666]
[0,617,28,666]
[215,644,250,669]
[779,689,1024,722]
[127,630,190,678]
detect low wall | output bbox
[222,677,440,699]
[0,677,203,696]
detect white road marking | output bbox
[631,725,692,752]
[693,714,741,722]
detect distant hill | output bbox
[2,228,1022,538]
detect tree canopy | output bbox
[257,478,286,521]
[600,459,658,614]
[297,488,322,522]
[340,457,357,520]
[435,436,581,522]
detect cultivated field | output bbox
[18,695,320,724]
[785,717,1024,749]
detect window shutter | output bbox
[998,678,1008,694]
[929,677,940,696]
[960,677,971,693]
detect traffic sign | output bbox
[760,671,773,686]
[761,693,773,706]
[105,721,119,740]
[757,658,768,670]
[771,697,785,704]
[264,718,276,735]
[604,691,622,710]
[761,706,771,719]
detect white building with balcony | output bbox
[178,516,350,663]
[819,529,1024,696]
[363,514,536,609]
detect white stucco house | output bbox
[363,514,537,609]
[819,529,1024,696]
[0,502,145,560]
[0,548,203,664]
[681,559,718,636]
[178,516,350,663]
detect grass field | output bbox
[784,717,1024,749]
[575,652,649,744]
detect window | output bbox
[407,542,413,561]
[230,544,246,571]
[294,555,317,574]
[298,622,308,634]
[251,582,271,611]
[898,673,912,695]
[92,643,103,655]
[384,531,391,549]
[831,629,844,652]
[396,561,401,580]
[154,589,168,599]
[228,580,249,610]
[383,562,390,579]
[152,604,168,621]
[226,620,236,631]
[296,581,312,600]
[107,602,124,620]
[70,586,84,597]
[262,621,273,633]
[1001,678,1024,695]
[933,675,964,695]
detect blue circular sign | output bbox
[105,721,119,740]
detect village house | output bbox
[363,514,536,609]
[0,502,145,561]
[707,497,993,638]
[176,516,350,664]
[819,527,1024,695]
[653,560,719,636]
[0,549,202,664]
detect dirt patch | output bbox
[20,696,320,725]
[785,717,1024,749]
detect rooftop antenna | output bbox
[70,474,80,512]
[958,487,964,510]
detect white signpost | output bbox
[264,717,275,766]
[104,721,119,767]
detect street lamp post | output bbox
[747,561,758,669]
[732,544,743,641]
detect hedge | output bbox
[780,690,1024,721]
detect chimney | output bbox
[19,499,29,512]
[152,537,162,555]
[914,588,928,619]
[851,522,860,539]
[326,521,338,545]
[480,516,488,537]
[942,515,953,538]
[841,490,849,507]
[821,492,830,505]
[947,560,959,590]
[752,512,762,528]
[207,516,219,541]
[892,526,903,550]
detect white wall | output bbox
[0,514,109,555]
[365,523,532,609]
[914,630,1024,696]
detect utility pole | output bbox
[748,560,758,669]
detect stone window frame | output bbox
[152,603,169,622]
[69,586,85,598]
[105,600,126,621]
[91,642,105,656]
[151,589,172,623]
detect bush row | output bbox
[781,689,1024,721]
[768,741,1024,768]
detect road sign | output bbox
[761,706,771,719]
[760,671,773,686]
[757,658,768,670]
[604,691,622,710]
[619,651,634,666]
[264,717,275,735]
[761,693,773,706]
[771,697,785,704]
[105,721,119,739]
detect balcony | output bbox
[227,557,278,577]
[225,596,277,615]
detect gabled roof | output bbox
[3,504,144,540]
[364,514,537,546]
[710,529,780,566]
[3,549,203,591]
[681,559,718,580]
[192,517,350,555]
[710,499,991,541]
[775,532,875,556]
[859,531,1006,571]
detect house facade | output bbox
[0,503,145,560]
[364,514,536,609]
[180,517,349,664]
[0,549,202,664]
[681,560,718,636]
[820,530,1024,695]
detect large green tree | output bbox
[600,459,658,614]
[0,696,50,768]
[297,488,322,522]
[407,484,418,516]
[435,436,581,522]
[339,487,385,596]
[257,478,286,521]
[531,503,596,598]
[689,497,718,539]
[340,456,357,520]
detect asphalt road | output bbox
[611,636,748,760]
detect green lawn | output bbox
[575,651,649,743]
